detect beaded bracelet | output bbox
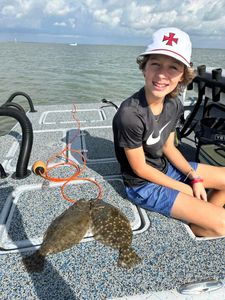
[191,178,204,185]
[184,168,194,181]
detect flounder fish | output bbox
[90,199,141,268]
[23,199,141,272]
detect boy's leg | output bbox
[170,192,225,237]
[207,190,225,207]
[196,164,225,190]
[196,164,225,207]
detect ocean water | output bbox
[0,42,225,134]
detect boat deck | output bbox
[0,102,224,300]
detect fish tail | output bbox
[118,247,142,268]
[22,251,45,273]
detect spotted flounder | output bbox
[90,199,141,268]
[23,199,141,272]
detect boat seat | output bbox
[178,65,225,139]
[194,102,225,165]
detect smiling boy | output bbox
[113,27,225,237]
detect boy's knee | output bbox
[211,219,225,236]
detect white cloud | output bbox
[54,21,66,27]
[83,0,225,34]
[1,0,33,18]
[84,1,178,33]
[44,0,74,16]
[68,18,76,29]
[1,5,17,16]
[0,0,225,47]
[121,2,157,31]
[92,8,122,26]
[53,18,76,29]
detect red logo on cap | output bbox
[162,33,178,46]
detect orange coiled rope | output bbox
[34,104,103,203]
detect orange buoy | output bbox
[32,160,47,175]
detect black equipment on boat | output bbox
[101,98,118,110]
[194,102,225,162]
[178,65,225,164]
[5,91,37,113]
[0,163,7,178]
[0,106,33,179]
[1,101,27,114]
[178,65,225,139]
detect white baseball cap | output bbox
[138,27,192,67]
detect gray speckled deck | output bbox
[0,102,224,300]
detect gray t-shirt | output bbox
[112,87,184,187]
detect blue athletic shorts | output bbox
[125,161,198,217]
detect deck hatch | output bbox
[0,178,150,254]
[80,127,116,161]
[40,109,105,125]
[68,127,121,176]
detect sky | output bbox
[0,0,225,48]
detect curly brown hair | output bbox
[136,55,196,98]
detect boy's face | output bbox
[143,54,184,102]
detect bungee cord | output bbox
[32,104,103,203]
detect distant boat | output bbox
[69,43,77,46]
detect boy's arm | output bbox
[124,146,193,195]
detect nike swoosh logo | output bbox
[146,121,170,145]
